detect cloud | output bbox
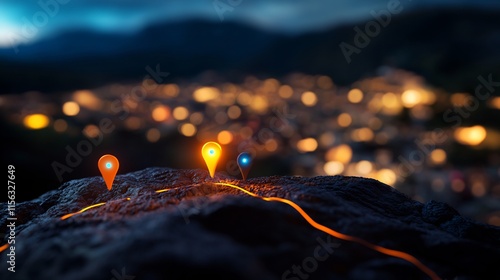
[0,0,499,47]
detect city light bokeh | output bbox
[1,67,499,226]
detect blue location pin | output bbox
[237,152,253,180]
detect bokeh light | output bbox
[83,125,100,138]
[454,125,487,146]
[337,113,352,127]
[227,105,242,119]
[325,144,352,164]
[146,128,161,142]
[279,85,294,99]
[401,90,422,108]
[53,119,68,132]
[152,106,170,122]
[179,123,196,137]
[124,117,142,130]
[173,106,189,120]
[62,101,80,116]
[429,149,446,165]
[4,67,500,226]
[301,91,318,107]
[347,88,363,103]
[376,169,397,186]
[193,87,220,103]
[163,84,180,97]
[355,160,373,175]
[297,138,318,152]
[324,161,344,175]
[23,114,50,130]
[73,90,101,110]
[190,112,204,125]
[217,130,233,145]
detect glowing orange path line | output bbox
[155,188,171,193]
[215,182,441,280]
[60,202,107,220]
[58,186,180,221]
[0,182,440,280]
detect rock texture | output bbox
[1,167,500,280]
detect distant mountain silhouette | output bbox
[1,7,500,94]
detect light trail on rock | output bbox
[0,181,441,279]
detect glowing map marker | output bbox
[202,142,222,178]
[98,154,119,191]
[237,152,253,180]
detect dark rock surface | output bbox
[1,167,499,280]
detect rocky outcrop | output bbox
[1,167,499,279]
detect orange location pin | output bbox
[202,142,222,178]
[98,154,119,191]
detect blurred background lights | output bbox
[319,132,336,147]
[179,123,196,137]
[215,111,228,124]
[189,112,204,125]
[352,127,374,142]
[297,138,318,152]
[265,139,278,152]
[3,67,500,226]
[376,169,397,186]
[217,130,233,145]
[278,85,294,99]
[72,90,101,110]
[324,161,344,175]
[152,105,170,122]
[325,144,352,164]
[347,88,363,103]
[401,89,422,108]
[337,113,352,127]
[83,124,100,138]
[451,179,466,192]
[355,160,373,175]
[53,119,68,132]
[227,105,242,119]
[193,87,220,103]
[23,114,50,129]
[429,149,447,165]
[124,117,142,130]
[146,128,161,142]
[62,101,80,116]
[450,93,470,107]
[301,91,318,107]
[489,97,500,109]
[249,96,268,113]
[381,92,403,115]
[237,92,252,106]
[317,76,333,90]
[454,125,487,146]
[173,106,189,120]
[163,84,180,97]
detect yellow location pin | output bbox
[202,141,222,178]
